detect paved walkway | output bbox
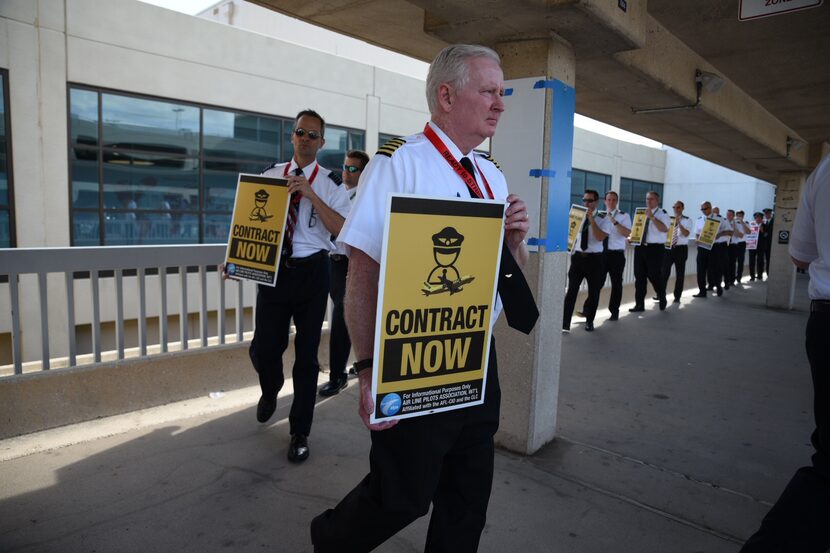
[0,274,814,552]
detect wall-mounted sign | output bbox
[778,230,790,244]
[739,0,822,21]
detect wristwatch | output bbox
[353,358,374,374]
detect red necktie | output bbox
[284,168,302,257]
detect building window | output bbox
[619,177,664,215]
[316,125,366,171]
[571,169,611,208]
[0,69,14,247]
[68,85,365,245]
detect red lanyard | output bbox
[283,162,320,202]
[423,124,494,200]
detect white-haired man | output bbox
[311,44,531,552]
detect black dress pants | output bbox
[661,245,688,300]
[634,243,666,306]
[735,242,747,281]
[249,252,330,437]
[740,308,830,552]
[710,243,728,289]
[328,255,351,380]
[602,249,626,316]
[564,252,603,327]
[727,243,741,285]
[311,340,501,553]
[749,248,765,279]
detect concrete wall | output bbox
[572,127,666,191]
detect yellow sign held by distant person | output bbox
[567,204,589,253]
[371,195,505,423]
[697,216,721,250]
[664,216,677,249]
[629,207,648,245]
[223,173,290,286]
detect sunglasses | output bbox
[582,198,597,203]
[294,128,321,140]
[342,164,362,173]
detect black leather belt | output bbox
[574,251,602,256]
[330,254,348,262]
[811,300,830,313]
[282,250,326,269]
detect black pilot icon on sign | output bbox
[422,226,475,296]
[249,189,274,223]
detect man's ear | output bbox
[437,83,454,111]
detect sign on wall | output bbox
[739,0,822,21]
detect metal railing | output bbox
[1,245,251,375]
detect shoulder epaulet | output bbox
[618,210,626,215]
[376,137,406,158]
[260,161,281,173]
[661,208,667,214]
[327,170,342,186]
[476,152,502,171]
[597,212,606,218]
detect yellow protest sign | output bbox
[371,195,505,423]
[223,173,290,286]
[629,208,648,245]
[567,204,589,253]
[697,216,721,250]
[664,216,676,249]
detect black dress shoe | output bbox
[584,321,594,332]
[659,298,667,311]
[256,395,277,423]
[749,277,755,281]
[609,312,619,321]
[288,434,309,463]
[652,296,659,301]
[673,298,681,304]
[629,305,645,312]
[319,377,347,397]
[575,310,586,318]
[717,286,723,296]
[693,291,707,298]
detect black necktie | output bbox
[459,156,538,334]
[284,168,303,256]
[580,218,590,251]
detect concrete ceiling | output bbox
[252,0,830,181]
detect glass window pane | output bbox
[349,130,365,152]
[379,133,396,148]
[0,211,9,247]
[73,211,100,246]
[102,155,198,213]
[104,211,198,245]
[0,72,8,206]
[317,127,348,171]
[70,88,99,146]
[203,109,280,162]
[203,213,232,244]
[102,94,199,156]
[204,159,269,212]
[70,152,99,208]
[281,119,294,162]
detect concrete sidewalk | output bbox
[0,274,814,552]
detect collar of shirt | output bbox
[287,159,318,178]
[428,121,475,159]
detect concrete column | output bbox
[492,39,575,455]
[766,171,807,309]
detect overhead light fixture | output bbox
[632,69,724,115]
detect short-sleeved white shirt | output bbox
[339,121,508,318]
[262,160,351,258]
[716,217,733,244]
[790,154,830,300]
[573,212,612,254]
[641,207,671,245]
[732,219,748,244]
[331,186,357,256]
[695,213,726,244]
[603,209,631,251]
[671,215,692,246]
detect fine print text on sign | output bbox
[629,207,648,246]
[566,204,589,254]
[223,173,290,286]
[371,194,505,423]
[697,216,722,251]
[739,0,822,21]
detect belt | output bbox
[330,254,348,262]
[811,300,830,313]
[282,250,326,269]
[574,251,602,257]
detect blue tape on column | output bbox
[527,237,545,247]
[529,168,556,178]
[545,79,576,253]
[504,88,514,96]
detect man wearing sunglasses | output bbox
[319,150,370,398]
[249,109,352,464]
[563,189,611,332]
